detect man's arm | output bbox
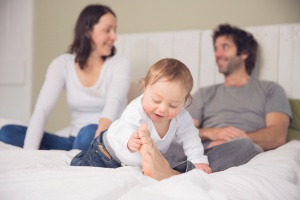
[247,112,290,150]
[193,112,290,150]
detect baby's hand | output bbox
[194,163,212,174]
[127,132,142,152]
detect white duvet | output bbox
[0,140,299,200]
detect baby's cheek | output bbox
[168,110,180,119]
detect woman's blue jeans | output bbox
[0,124,98,151]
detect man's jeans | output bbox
[164,138,263,172]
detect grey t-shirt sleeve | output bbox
[264,82,292,121]
[187,89,204,124]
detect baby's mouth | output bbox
[154,113,164,118]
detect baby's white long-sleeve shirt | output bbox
[107,95,208,166]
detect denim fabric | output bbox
[0,125,28,147]
[164,138,262,172]
[172,160,195,173]
[72,124,97,151]
[40,132,75,150]
[204,138,263,172]
[71,131,121,168]
[0,124,75,150]
[72,130,195,172]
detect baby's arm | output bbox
[194,163,212,174]
[127,132,142,152]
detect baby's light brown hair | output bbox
[142,58,193,106]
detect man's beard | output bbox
[218,56,243,76]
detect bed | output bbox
[1,23,300,200]
[0,140,299,200]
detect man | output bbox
[184,24,292,171]
[135,24,292,179]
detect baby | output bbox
[71,58,211,180]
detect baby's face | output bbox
[142,80,187,124]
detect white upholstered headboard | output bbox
[1,23,298,124]
[115,23,300,102]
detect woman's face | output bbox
[89,13,117,57]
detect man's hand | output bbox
[212,126,248,141]
[200,126,249,148]
[193,120,247,142]
[200,126,248,141]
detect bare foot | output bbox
[138,124,178,180]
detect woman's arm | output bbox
[23,56,66,149]
[94,118,112,137]
[96,55,131,137]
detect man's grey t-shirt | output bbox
[187,78,292,133]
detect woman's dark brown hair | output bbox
[69,4,116,69]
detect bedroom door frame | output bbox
[0,0,33,122]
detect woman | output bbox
[0,4,131,151]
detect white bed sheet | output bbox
[0,140,299,200]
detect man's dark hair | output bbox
[213,24,258,75]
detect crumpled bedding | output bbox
[0,140,299,200]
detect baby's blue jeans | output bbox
[71,130,195,173]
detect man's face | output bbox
[214,35,244,76]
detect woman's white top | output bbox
[107,95,208,166]
[24,53,131,149]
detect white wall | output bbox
[0,0,33,122]
[34,0,300,132]
[1,1,299,131]
[115,23,300,103]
